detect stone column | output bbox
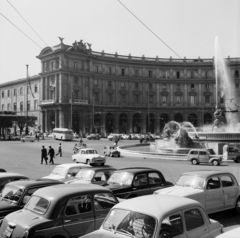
[101,112,105,136]
[128,112,132,133]
[41,111,45,132]
[46,77,50,100]
[82,110,86,136]
[156,112,160,133]
[115,112,119,133]
[55,110,58,128]
[55,74,59,102]
[59,110,64,128]
[59,74,62,103]
[45,110,48,132]
[41,77,45,101]
[142,113,146,133]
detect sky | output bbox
[0,0,239,84]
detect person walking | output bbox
[48,146,55,164]
[41,146,48,164]
[56,143,62,157]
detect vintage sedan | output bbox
[86,134,100,140]
[0,173,29,191]
[72,148,106,166]
[80,194,223,238]
[41,163,91,182]
[104,167,173,199]
[0,184,119,238]
[66,167,117,186]
[20,135,35,142]
[155,170,240,214]
[103,146,121,157]
[0,179,62,219]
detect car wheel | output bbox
[235,196,240,214]
[191,159,198,165]
[212,160,219,166]
[118,154,120,157]
[111,153,114,157]
[86,159,91,165]
[235,157,240,163]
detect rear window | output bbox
[24,195,49,215]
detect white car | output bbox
[72,148,106,166]
[21,135,35,142]
[41,163,91,182]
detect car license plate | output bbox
[4,227,13,238]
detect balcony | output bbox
[41,99,56,105]
[69,99,88,104]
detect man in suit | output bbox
[56,143,62,157]
[41,146,48,164]
[48,146,55,164]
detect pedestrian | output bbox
[37,134,40,142]
[41,146,48,164]
[48,146,55,164]
[56,143,62,157]
[80,138,83,144]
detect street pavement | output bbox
[0,137,240,231]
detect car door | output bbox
[93,192,118,229]
[148,172,166,193]
[63,194,95,237]
[132,173,151,197]
[199,151,208,163]
[205,176,224,213]
[183,207,211,238]
[220,175,238,209]
[78,150,85,163]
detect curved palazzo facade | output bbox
[36,39,240,134]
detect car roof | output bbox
[0,173,28,178]
[55,163,91,169]
[33,184,112,200]
[114,194,201,218]
[115,167,159,174]
[5,179,63,189]
[181,170,232,178]
[80,148,96,151]
[79,167,117,172]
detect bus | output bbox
[52,128,73,141]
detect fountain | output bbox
[118,37,240,160]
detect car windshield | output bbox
[86,150,98,154]
[75,170,94,181]
[24,195,49,215]
[176,175,205,189]
[103,209,156,237]
[0,185,24,203]
[107,172,133,185]
[50,166,68,177]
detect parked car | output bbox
[10,135,21,141]
[20,135,35,142]
[103,146,121,157]
[0,179,63,219]
[72,148,106,166]
[215,226,240,238]
[155,170,240,214]
[80,194,223,238]
[187,149,223,166]
[0,173,29,191]
[86,134,100,140]
[66,167,117,186]
[41,163,91,182]
[104,167,173,199]
[0,184,119,238]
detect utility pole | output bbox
[25,65,29,135]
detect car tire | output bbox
[118,154,120,157]
[191,159,198,165]
[212,160,219,166]
[235,196,240,214]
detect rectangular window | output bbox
[191,84,194,89]
[149,95,153,104]
[149,70,152,78]
[162,83,166,89]
[162,96,167,103]
[190,96,195,104]
[121,82,125,88]
[205,84,209,89]
[108,81,112,87]
[108,67,112,75]
[135,83,139,88]
[7,103,10,111]
[74,62,77,70]
[1,91,4,98]
[107,94,113,103]
[191,71,195,78]
[134,95,140,103]
[94,79,98,86]
[34,100,38,110]
[121,94,126,103]
[149,83,152,89]
[13,88,17,96]
[176,84,180,89]
[177,96,181,104]
[14,103,17,112]
[95,65,98,73]
[94,93,99,102]
[122,68,125,76]
[34,84,38,93]
[7,90,10,97]
[205,95,210,103]
[220,97,224,104]
[20,102,23,111]
[27,101,30,111]
[51,62,54,70]
[235,70,239,78]
[176,71,180,79]
[20,87,23,95]
[135,69,139,77]
[205,71,208,78]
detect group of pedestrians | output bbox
[41,143,62,165]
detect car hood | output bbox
[155,185,203,197]
[70,180,91,184]
[81,229,116,238]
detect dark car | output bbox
[86,134,100,140]
[0,173,29,191]
[104,167,173,199]
[0,184,119,238]
[66,167,117,186]
[0,179,63,219]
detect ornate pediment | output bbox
[161,91,169,96]
[133,90,141,95]
[174,91,183,96]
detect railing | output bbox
[40,99,56,104]
[69,99,88,104]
